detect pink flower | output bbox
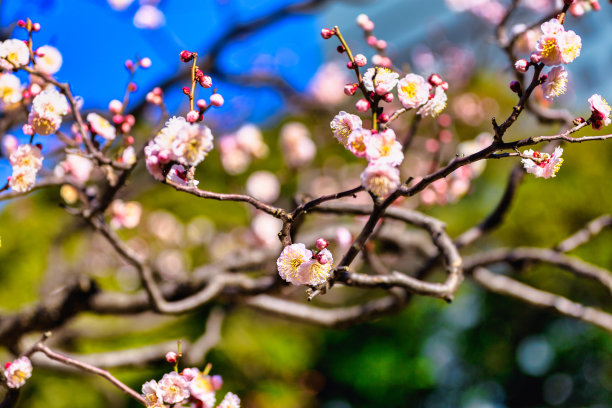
[347,128,372,158]
[535,19,581,66]
[54,154,93,184]
[521,147,564,178]
[144,143,165,181]
[295,248,333,286]
[171,123,214,167]
[219,136,251,175]
[188,370,216,408]
[87,113,116,141]
[1,134,18,157]
[158,371,190,404]
[397,74,430,109]
[277,243,313,285]
[246,171,280,203]
[10,144,43,170]
[142,380,164,408]
[307,62,350,106]
[234,124,268,159]
[3,356,32,389]
[217,392,241,408]
[558,30,581,64]
[365,128,404,166]
[541,66,568,101]
[280,122,316,168]
[588,94,611,129]
[361,162,401,198]
[363,67,399,94]
[330,111,362,147]
[109,200,142,229]
[417,87,447,118]
[9,167,37,193]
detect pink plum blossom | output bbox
[171,123,214,167]
[307,62,351,105]
[295,248,333,286]
[347,128,372,158]
[365,128,404,166]
[363,67,399,94]
[109,200,142,229]
[3,356,32,389]
[10,144,43,170]
[588,94,611,129]
[541,66,568,101]
[87,112,116,141]
[219,136,251,175]
[188,370,217,408]
[54,154,93,184]
[521,147,564,178]
[276,243,313,285]
[217,392,241,408]
[34,45,63,75]
[397,73,430,109]
[417,87,447,118]
[158,371,190,404]
[361,162,401,198]
[280,122,316,168]
[1,134,18,157]
[142,380,164,408]
[167,164,199,188]
[246,171,280,203]
[330,111,362,147]
[234,124,268,159]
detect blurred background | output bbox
[1,0,612,407]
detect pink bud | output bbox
[121,122,131,133]
[355,98,370,112]
[126,135,134,145]
[514,59,528,73]
[316,238,328,250]
[210,93,224,107]
[378,57,392,68]
[165,352,177,363]
[428,74,443,86]
[112,114,124,124]
[22,124,34,135]
[109,99,123,114]
[367,36,377,46]
[186,110,199,123]
[17,20,26,28]
[29,83,42,96]
[125,59,134,70]
[199,75,212,88]
[139,57,152,68]
[153,87,163,96]
[346,61,354,69]
[22,89,31,100]
[128,82,137,92]
[509,80,521,93]
[197,99,207,109]
[378,113,389,123]
[125,115,136,126]
[182,87,190,95]
[32,22,41,31]
[591,0,601,10]
[336,45,345,53]
[211,375,223,390]
[530,53,542,64]
[440,81,449,91]
[376,40,387,50]
[375,84,388,96]
[354,54,367,67]
[371,54,383,66]
[569,2,585,15]
[362,20,375,31]
[344,83,358,96]
[180,50,194,63]
[321,28,334,39]
[356,14,370,27]
[382,92,394,103]
[316,253,329,264]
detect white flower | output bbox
[330,111,362,147]
[29,88,69,135]
[0,39,29,70]
[295,248,333,286]
[87,112,116,141]
[0,73,23,108]
[158,371,190,404]
[217,392,241,408]
[397,74,430,109]
[363,67,399,94]
[521,147,564,179]
[361,162,401,198]
[121,145,136,165]
[188,370,216,408]
[542,66,568,101]
[277,243,313,285]
[3,356,33,389]
[133,4,166,29]
[365,129,404,166]
[142,380,164,408]
[34,45,63,75]
[10,144,43,170]
[417,87,447,118]
[54,154,93,184]
[9,167,37,193]
[171,123,214,167]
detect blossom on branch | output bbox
[521,147,564,179]
[588,94,611,130]
[158,371,190,404]
[541,66,568,101]
[330,111,362,147]
[87,113,116,141]
[34,45,63,75]
[280,122,316,168]
[3,356,33,389]
[360,162,400,198]
[363,67,399,95]
[28,88,69,135]
[142,380,164,408]
[365,128,404,166]
[347,128,372,158]
[277,243,313,285]
[0,73,23,109]
[417,87,447,118]
[9,144,43,170]
[535,19,581,66]
[0,39,29,71]
[397,73,430,109]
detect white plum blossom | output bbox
[121,145,136,165]
[330,111,362,147]
[295,248,333,286]
[29,88,69,135]
[276,243,313,285]
[347,128,372,158]
[142,380,164,408]
[10,144,43,170]
[109,200,142,229]
[188,370,217,408]
[87,112,116,141]
[158,371,190,404]
[363,67,399,94]
[9,167,37,193]
[588,94,611,130]
[361,162,401,198]
[417,87,447,118]
[542,66,568,101]
[0,73,23,108]
[171,123,214,167]
[365,128,404,166]
[535,19,581,66]
[34,45,63,75]
[3,356,33,389]
[217,392,241,408]
[397,74,430,109]
[54,154,93,184]
[0,39,29,70]
[280,122,316,168]
[521,147,564,178]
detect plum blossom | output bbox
[397,74,430,109]
[363,67,399,94]
[542,66,568,101]
[0,73,23,108]
[365,128,404,166]
[330,111,362,147]
[0,39,29,70]
[588,94,611,130]
[559,30,581,65]
[276,243,313,285]
[251,213,283,249]
[295,248,333,286]
[280,122,316,168]
[142,380,164,408]
[3,356,32,389]
[521,147,564,178]
[9,167,37,193]
[158,371,189,404]
[109,200,142,229]
[10,144,43,170]
[54,154,93,184]
[133,4,166,29]
[217,392,241,408]
[1,134,18,157]
[34,45,63,75]
[29,88,69,135]
[188,369,218,408]
[87,113,116,141]
[171,123,214,167]
[234,124,268,159]
[167,164,199,188]
[535,19,581,66]
[417,87,447,118]
[361,162,400,198]
[121,146,136,165]
[347,128,372,158]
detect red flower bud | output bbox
[316,238,328,250]
[344,83,358,96]
[180,50,194,63]
[321,28,334,39]
[182,87,190,95]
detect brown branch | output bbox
[555,215,612,253]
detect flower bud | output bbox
[591,0,601,10]
[514,59,529,73]
[356,14,370,27]
[186,110,199,123]
[440,81,449,91]
[197,99,207,109]
[362,20,374,31]
[316,253,329,264]
[109,99,123,114]
[32,22,41,31]
[336,45,345,53]
[199,75,212,88]
[428,74,443,87]
[354,54,367,67]
[344,83,358,96]
[378,113,389,123]
[376,40,387,50]
[355,98,370,112]
[180,50,194,63]
[530,53,542,64]
[573,117,586,125]
[509,80,521,93]
[165,352,177,363]
[182,87,190,95]
[17,20,26,28]
[211,375,223,390]
[346,61,355,69]
[321,28,334,39]
[316,238,328,250]
[367,36,377,46]
[112,114,124,124]
[139,57,152,68]
[210,93,224,107]
[128,82,137,92]
[125,59,134,70]
[382,92,394,103]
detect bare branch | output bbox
[555,215,612,253]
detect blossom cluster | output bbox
[2,356,33,389]
[521,147,564,179]
[26,88,70,136]
[277,238,333,286]
[141,366,239,408]
[8,143,43,192]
